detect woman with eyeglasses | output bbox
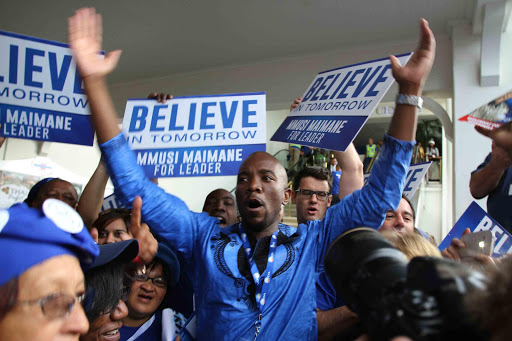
[120,243,185,341]
[0,199,99,340]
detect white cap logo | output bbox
[43,199,84,234]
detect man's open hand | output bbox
[390,19,436,95]
[68,8,122,80]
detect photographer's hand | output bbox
[441,228,470,261]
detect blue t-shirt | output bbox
[331,170,342,195]
[119,309,186,341]
[474,153,512,232]
[101,133,413,341]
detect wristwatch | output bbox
[396,94,423,109]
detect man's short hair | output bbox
[292,167,333,192]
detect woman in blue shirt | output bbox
[120,243,185,341]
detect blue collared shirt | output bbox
[100,133,413,340]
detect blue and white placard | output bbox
[121,92,266,178]
[364,161,431,199]
[271,53,412,151]
[0,30,95,146]
[102,193,124,211]
[438,202,512,257]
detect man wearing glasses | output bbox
[292,168,334,225]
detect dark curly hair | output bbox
[292,166,333,192]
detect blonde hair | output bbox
[381,230,442,260]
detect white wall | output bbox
[452,24,512,220]
[0,137,102,180]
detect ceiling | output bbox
[0,0,475,85]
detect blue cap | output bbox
[89,239,139,270]
[155,243,180,286]
[0,199,99,286]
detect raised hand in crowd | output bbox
[77,157,109,229]
[148,92,174,103]
[332,144,364,200]
[470,141,512,199]
[290,96,302,111]
[68,7,122,143]
[130,195,158,264]
[476,121,512,160]
[68,8,121,80]
[388,18,435,141]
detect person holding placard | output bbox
[68,7,435,340]
[470,142,512,232]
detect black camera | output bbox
[324,228,489,341]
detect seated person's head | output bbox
[381,229,442,260]
[25,178,79,210]
[0,199,98,340]
[124,243,179,325]
[202,189,237,227]
[292,167,333,224]
[80,240,138,341]
[93,209,133,245]
[379,196,415,235]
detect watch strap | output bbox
[396,94,423,109]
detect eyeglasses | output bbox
[295,189,330,201]
[17,291,90,318]
[131,273,167,288]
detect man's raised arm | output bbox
[387,18,435,141]
[332,144,364,200]
[319,19,436,244]
[68,8,201,260]
[68,8,122,144]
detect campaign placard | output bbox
[271,53,412,151]
[438,202,512,257]
[363,161,431,199]
[0,30,95,146]
[459,90,512,130]
[121,92,266,178]
[102,193,125,211]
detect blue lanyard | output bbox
[239,224,279,339]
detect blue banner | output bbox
[271,53,412,151]
[0,30,95,146]
[102,193,124,211]
[271,115,368,151]
[438,202,512,257]
[122,93,266,178]
[134,143,265,178]
[363,161,431,199]
[0,104,94,145]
